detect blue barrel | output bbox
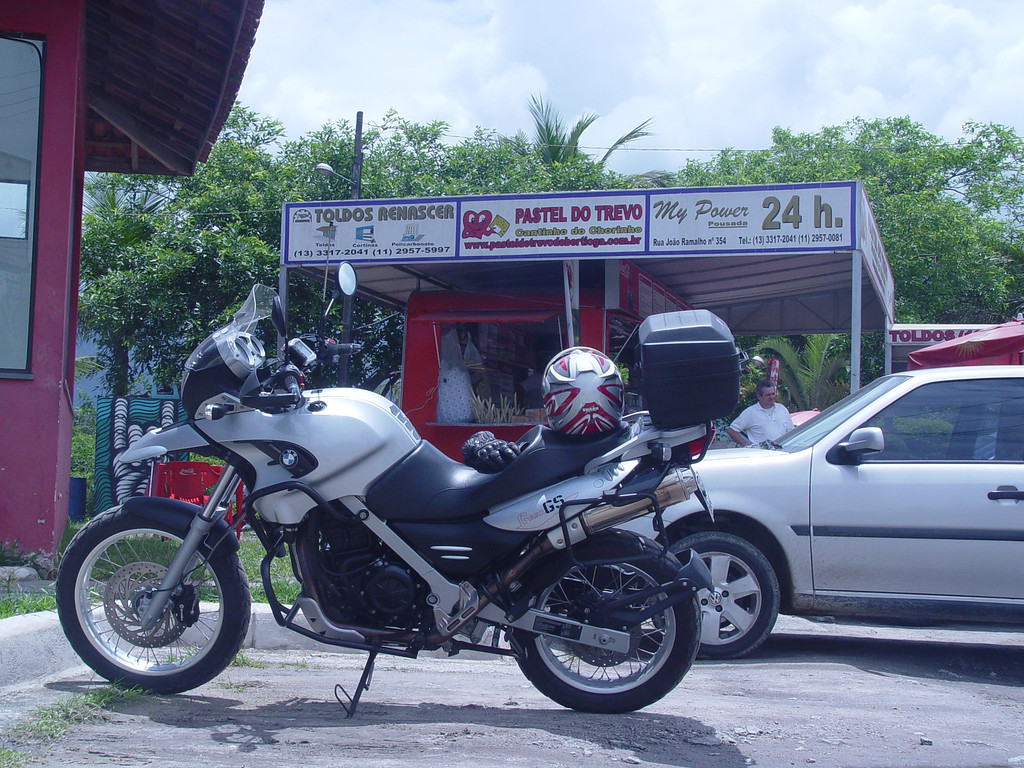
[68,477,87,521]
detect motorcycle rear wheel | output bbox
[56,505,251,694]
[513,531,701,713]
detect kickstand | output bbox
[334,649,379,718]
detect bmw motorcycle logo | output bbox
[279,449,299,469]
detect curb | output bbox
[0,611,84,688]
[0,604,344,689]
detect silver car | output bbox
[628,365,1024,659]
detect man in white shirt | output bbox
[727,380,794,447]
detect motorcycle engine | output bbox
[313,510,428,629]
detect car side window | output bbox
[859,379,1024,463]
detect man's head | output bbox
[755,380,778,409]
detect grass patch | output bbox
[58,522,85,561]
[232,649,268,668]
[0,585,56,620]
[9,686,142,742]
[0,686,143,766]
[237,533,301,604]
[0,746,27,768]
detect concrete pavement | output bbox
[1,612,1022,768]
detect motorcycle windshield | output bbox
[184,284,277,372]
[228,284,277,334]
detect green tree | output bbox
[79,107,292,393]
[79,174,172,395]
[676,118,1024,324]
[757,335,850,411]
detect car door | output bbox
[808,376,1024,600]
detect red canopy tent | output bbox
[906,319,1024,369]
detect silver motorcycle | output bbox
[57,265,726,715]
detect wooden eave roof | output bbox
[84,0,263,176]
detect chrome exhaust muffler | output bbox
[579,467,698,535]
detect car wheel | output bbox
[669,531,780,660]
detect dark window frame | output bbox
[0,32,44,377]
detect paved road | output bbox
[3,617,1023,768]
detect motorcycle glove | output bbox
[461,430,523,473]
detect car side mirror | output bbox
[827,426,885,465]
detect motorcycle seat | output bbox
[365,424,630,522]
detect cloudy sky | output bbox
[237,0,1024,176]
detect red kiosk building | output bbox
[0,1,262,553]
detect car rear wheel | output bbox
[669,531,780,660]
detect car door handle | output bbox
[988,486,1024,501]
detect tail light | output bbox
[686,424,715,462]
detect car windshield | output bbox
[775,374,909,451]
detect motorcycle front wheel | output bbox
[56,505,251,694]
[513,530,701,713]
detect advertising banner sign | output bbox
[284,200,458,265]
[888,324,990,346]
[281,181,863,266]
[459,192,647,259]
[648,184,854,254]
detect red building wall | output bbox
[0,1,86,553]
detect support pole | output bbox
[884,318,893,375]
[562,259,579,348]
[278,246,288,359]
[851,250,863,392]
[339,111,363,386]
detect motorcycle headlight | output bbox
[224,332,265,377]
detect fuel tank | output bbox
[203,388,421,524]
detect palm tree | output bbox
[510,95,653,168]
[74,355,103,382]
[757,335,850,411]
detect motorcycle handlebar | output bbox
[321,341,362,358]
[240,367,302,411]
[295,335,362,366]
[240,390,300,409]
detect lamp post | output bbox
[313,114,365,387]
[313,158,362,385]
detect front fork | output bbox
[139,465,241,630]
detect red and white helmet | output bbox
[542,347,624,435]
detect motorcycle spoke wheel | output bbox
[513,531,701,713]
[57,506,251,694]
[75,528,223,674]
[536,563,674,691]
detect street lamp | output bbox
[314,162,357,189]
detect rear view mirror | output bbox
[337,262,357,296]
[827,426,885,465]
[271,296,287,337]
